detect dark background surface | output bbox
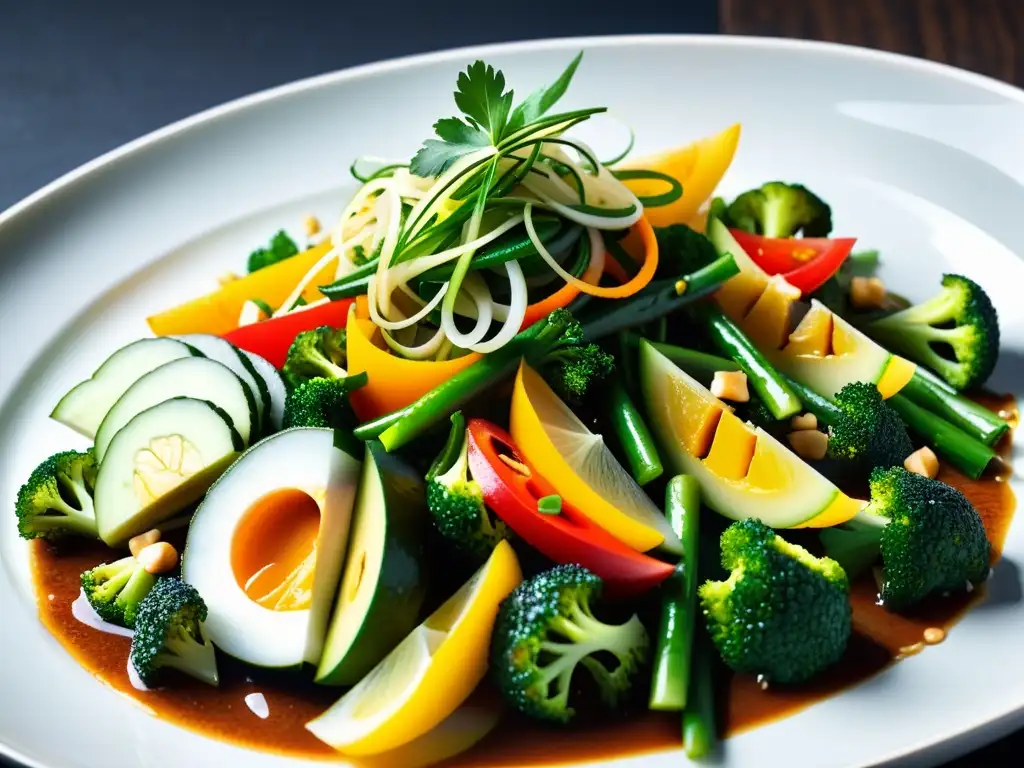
[1,0,1021,766]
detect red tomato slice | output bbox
[729,229,857,295]
[223,299,353,368]
[466,418,675,597]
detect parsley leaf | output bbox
[247,229,299,273]
[505,52,583,138]
[411,117,491,177]
[454,61,514,142]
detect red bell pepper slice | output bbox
[466,418,675,597]
[729,229,857,295]
[222,299,353,369]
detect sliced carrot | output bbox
[560,216,658,299]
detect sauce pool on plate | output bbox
[30,396,1018,766]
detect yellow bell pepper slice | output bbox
[345,308,481,420]
[147,241,337,336]
[621,123,742,228]
[305,540,522,756]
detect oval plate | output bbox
[1,35,1022,768]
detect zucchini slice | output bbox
[174,334,270,435]
[51,338,201,439]
[94,356,258,462]
[95,397,243,545]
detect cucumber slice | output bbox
[95,357,258,462]
[95,397,243,546]
[238,350,286,432]
[51,338,201,440]
[173,334,270,435]
[315,442,428,686]
[182,428,362,668]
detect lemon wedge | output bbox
[510,362,681,555]
[620,123,741,228]
[354,688,502,768]
[305,540,521,756]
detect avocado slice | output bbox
[316,441,428,686]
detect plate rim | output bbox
[2,32,1023,768]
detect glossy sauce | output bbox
[31,396,1018,765]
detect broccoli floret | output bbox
[81,556,157,628]
[130,577,219,687]
[282,325,348,389]
[826,382,913,474]
[723,182,833,238]
[425,412,510,561]
[700,519,851,684]
[867,274,999,391]
[525,309,614,402]
[282,373,367,430]
[15,450,98,541]
[491,564,649,723]
[820,467,990,611]
[653,222,719,277]
[247,230,299,273]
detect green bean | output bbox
[649,476,701,710]
[888,394,998,479]
[606,377,663,486]
[901,368,1009,447]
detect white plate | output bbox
[1,34,1022,768]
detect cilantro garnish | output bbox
[411,52,586,178]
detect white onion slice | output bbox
[271,246,338,318]
[380,324,446,360]
[523,205,610,295]
[441,273,493,348]
[367,276,447,331]
[468,260,528,354]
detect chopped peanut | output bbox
[137,541,179,575]
[710,371,749,403]
[904,446,939,478]
[128,529,162,558]
[304,215,321,237]
[849,276,887,310]
[790,413,818,431]
[788,429,828,461]
[923,627,946,645]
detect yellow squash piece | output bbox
[785,302,833,356]
[305,540,522,757]
[640,342,860,529]
[743,275,800,350]
[621,123,741,228]
[147,241,337,336]
[510,363,682,555]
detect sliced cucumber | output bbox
[315,442,428,686]
[95,357,258,462]
[51,338,201,440]
[239,350,286,433]
[182,428,362,668]
[173,334,269,435]
[95,397,243,546]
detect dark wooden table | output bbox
[1,1,1021,767]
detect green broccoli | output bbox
[281,373,367,430]
[525,309,615,402]
[247,229,299,273]
[81,556,157,628]
[700,519,851,684]
[15,450,98,541]
[867,274,999,391]
[783,378,913,476]
[425,412,510,561]
[490,564,649,724]
[820,467,990,611]
[129,577,219,687]
[720,182,833,238]
[282,325,348,389]
[653,221,720,277]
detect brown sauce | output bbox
[30,395,1019,766]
